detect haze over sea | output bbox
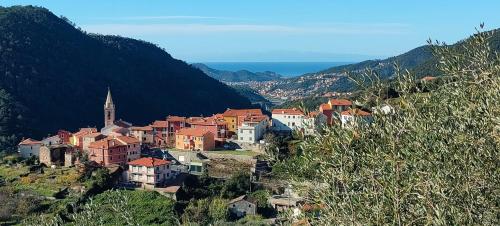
[202,62,352,77]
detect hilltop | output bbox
[192,63,283,82]
[0,6,252,143]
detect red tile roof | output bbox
[128,157,170,167]
[176,127,212,137]
[190,117,227,126]
[329,99,352,106]
[151,120,168,128]
[19,138,42,145]
[272,108,304,115]
[88,138,126,149]
[130,126,153,131]
[319,103,332,111]
[167,116,186,122]
[73,128,98,137]
[116,136,140,145]
[112,127,129,135]
[223,109,263,117]
[213,113,224,119]
[83,132,104,138]
[186,117,204,124]
[241,115,268,124]
[341,109,371,116]
[308,111,322,117]
[421,76,437,81]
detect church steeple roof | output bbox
[105,87,114,108]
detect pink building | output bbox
[166,116,187,146]
[189,116,228,143]
[116,136,141,162]
[87,138,128,166]
[151,120,168,147]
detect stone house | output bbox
[41,135,62,146]
[228,195,257,218]
[82,132,106,151]
[39,145,74,166]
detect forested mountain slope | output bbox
[0,6,251,146]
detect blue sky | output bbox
[2,0,499,62]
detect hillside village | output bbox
[13,87,375,221]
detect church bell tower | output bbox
[104,87,115,127]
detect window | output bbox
[110,157,112,160]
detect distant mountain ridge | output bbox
[0,6,252,143]
[261,28,500,98]
[192,63,283,82]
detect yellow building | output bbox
[222,109,263,134]
[175,128,215,151]
[69,128,97,148]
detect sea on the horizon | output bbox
[202,62,352,77]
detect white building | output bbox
[237,115,269,143]
[18,138,42,158]
[271,108,305,133]
[340,109,373,127]
[303,111,327,135]
[41,135,61,146]
[128,157,174,189]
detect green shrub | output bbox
[276,29,499,225]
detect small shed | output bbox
[228,195,256,218]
